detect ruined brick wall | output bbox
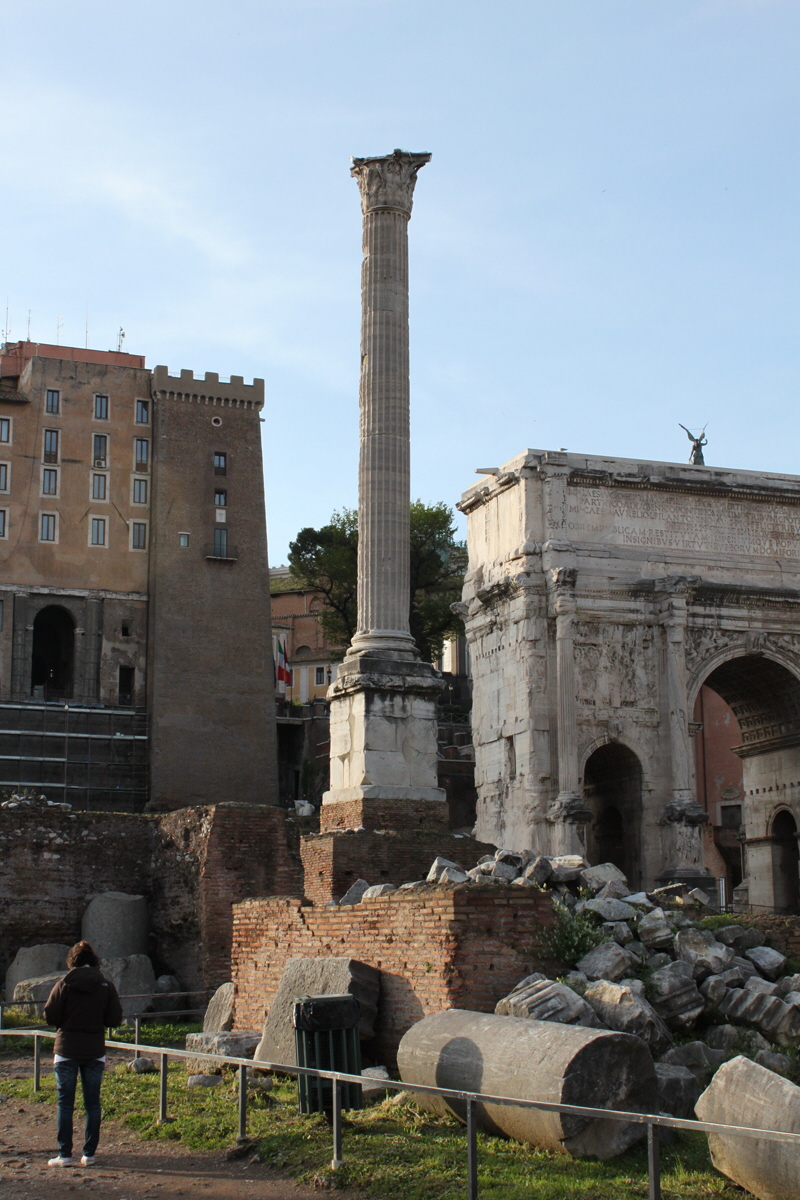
[1,801,304,994]
[748,914,800,961]
[300,830,495,905]
[231,887,558,1063]
[0,805,153,982]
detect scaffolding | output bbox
[0,701,148,811]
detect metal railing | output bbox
[0,990,211,1048]
[3,1027,800,1200]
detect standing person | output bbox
[43,940,123,1168]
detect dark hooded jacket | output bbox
[43,967,123,1061]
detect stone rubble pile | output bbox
[0,790,72,812]
[487,861,800,1122]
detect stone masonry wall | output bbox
[300,829,495,906]
[0,802,303,994]
[749,915,800,962]
[231,887,559,1063]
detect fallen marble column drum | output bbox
[397,1009,659,1159]
[695,1055,800,1200]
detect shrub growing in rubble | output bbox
[543,901,605,964]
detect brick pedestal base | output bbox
[319,796,449,833]
[301,828,495,905]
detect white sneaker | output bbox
[80,1156,95,1167]
[48,1156,73,1167]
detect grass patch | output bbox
[3,1065,741,1199]
[110,1020,202,1048]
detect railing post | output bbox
[33,1034,41,1092]
[237,1065,248,1144]
[134,1015,141,1049]
[648,1122,661,1200]
[331,1076,343,1170]
[158,1053,168,1123]
[466,1097,478,1200]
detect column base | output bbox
[321,789,448,833]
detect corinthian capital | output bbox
[351,149,431,215]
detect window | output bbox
[43,429,59,463]
[133,478,148,504]
[46,389,60,414]
[213,527,228,557]
[122,623,130,637]
[0,419,10,444]
[315,667,326,687]
[214,452,227,475]
[92,473,107,500]
[42,468,58,496]
[0,464,8,491]
[40,513,56,542]
[118,665,134,707]
[720,805,743,828]
[131,521,147,550]
[135,399,149,424]
[214,490,227,506]
[94,394,109,420]
[135,438,149,470]
[179,532,190,547]
[93,433,107,465]
[90,517,106,546]
[0,510,6,538]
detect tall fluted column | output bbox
[349,150,430,656]
[322,150,446,834]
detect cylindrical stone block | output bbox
[397,1009,659,1159]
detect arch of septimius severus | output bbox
[457,449,800,914]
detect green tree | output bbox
[288,501,467,663]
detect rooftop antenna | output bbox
[27,310,31,342]
[56,316,64,346]
[85,305,89,349]
[2,300,8,347]
[117,327,125,352]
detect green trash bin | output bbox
[293,993,363,1115]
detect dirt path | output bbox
[0,1056,359,1200]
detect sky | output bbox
[2,0,799,563]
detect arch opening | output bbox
[583,743,642,890]
[31,606,75,700]
[696,653,800,912]
[771,810,799,915]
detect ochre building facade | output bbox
[0,340,278,811]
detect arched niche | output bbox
[583,742,643,890]
[31,605,75,700]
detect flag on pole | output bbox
[276,639,291,691]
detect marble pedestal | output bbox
[321,654,447,832]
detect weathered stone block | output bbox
[744,976,779,996]
[491,860,519,882]
[185,1031,260,1074]
[13,973,64,1017]
[339,878,371,905]
[737,927,766,951]
[584,981,672,1054]
[601,921,633,946]
[755,1049,792,1077]
[5,944,69,1002]
[575,941,634,982]
[523,856,552,884]
[704,1024,740,1055]
[254,957,380,1069]
[660,1041,725,1088]
[203,982,235,1032]
[495,978,604,1028]
[439,866,469,885]
[585,898,637,922]
[100,955,155,1019]
[151,974,183,1014]
[636,908,673,950]
[597,880,634,902]
[746,945,787,981]
[673,929,734,981]
[426,857,461,882]
[82,891,149,961]
[654,1063,700,1119]
[696,1056,800,1200]
[699,975,729,1012]
[580,863,627,893]
[649,964,705,1030]
[620,892,655,909]
[362,883,397,898]
[777,974,800,998]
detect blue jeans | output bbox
[54,1059,105,1159]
